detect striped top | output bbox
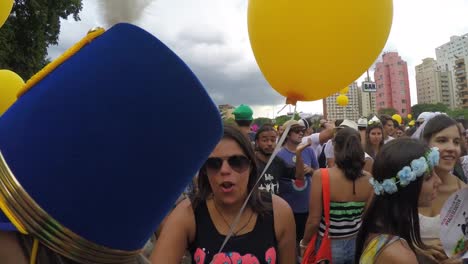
[319,201,366,238]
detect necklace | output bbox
[213,201,254,236]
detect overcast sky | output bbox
[49,0,468,118]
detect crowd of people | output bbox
[149,104,468,264]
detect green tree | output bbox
[0,0,83,79]
[448,108,468,120]
[274,113,300,126]
[411,103,449,119]
[253,117,273,127]
[377,107,397,116]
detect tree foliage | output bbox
[377,107,397,116]
[411,103,449,119]
[0,0,83,79]
[274,114,300,126]
[252,117,273,127]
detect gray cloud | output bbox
[47,0,285,108]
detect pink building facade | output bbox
[374,52,411,115]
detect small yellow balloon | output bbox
[0,0,13,28]
[248,0,393,102]
[336,95,349,107]
[0,70,24,115]
[409,120,415,127]
[392,114,402,125]
[407,114,412,120]
[340,87,349,94]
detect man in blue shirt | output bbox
[277,120,319,247]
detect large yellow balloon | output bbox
[392,114,402,125]
[0,0,13,28]
[248,0,393,102]
[0,70,24,115]
[336,95,349,107]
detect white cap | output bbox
[338,119,358,131]
[357,117,368,128]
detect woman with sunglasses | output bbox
[150,125,296,264]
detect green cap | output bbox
[233,104,253,121]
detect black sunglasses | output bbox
[290,127,305,133]
[204,155,251,174]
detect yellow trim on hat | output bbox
[0,149,141,263]
[17,27,106,98]
[0,195,28,234]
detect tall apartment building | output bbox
[323,82,361,121]
[455,58,468,108]
[435,33,468,108]
[415,58,452,106]
[374,52,412,115]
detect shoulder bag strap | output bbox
[320,169,331,229]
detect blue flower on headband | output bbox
[369,178,383,195]
[382,179,398,194]
[411,157,429,177]
[398,166,416,187]
[427,147,440,168]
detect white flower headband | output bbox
[369,147,440,195]
[368,116,381,126]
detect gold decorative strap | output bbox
[17,27,106,99]
[0,149,142,263]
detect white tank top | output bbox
[419,214,440,240]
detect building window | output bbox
[401,90,406,95]
[402,99,406,103]
[401,109,406,113]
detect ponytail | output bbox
[334,128,365,181]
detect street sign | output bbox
[362,81,376,92]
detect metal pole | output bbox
[367,70,372,116]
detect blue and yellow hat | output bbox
[0,23,222,262]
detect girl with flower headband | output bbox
[418,114,467,263]
[355,138,442,263]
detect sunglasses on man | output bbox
[290,127,305,134]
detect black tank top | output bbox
[189,198,277,264]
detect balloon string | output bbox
[214,103,297,258]
[276,104,288,114]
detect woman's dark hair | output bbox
[364,123,384,159]
[355,138,431,262]
[405,126,417,137]
[334,127,365,182]
[192,125,269,214]
[379,114,393,126]
[422,115,459,143]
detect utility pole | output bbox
[367,70,372,115]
